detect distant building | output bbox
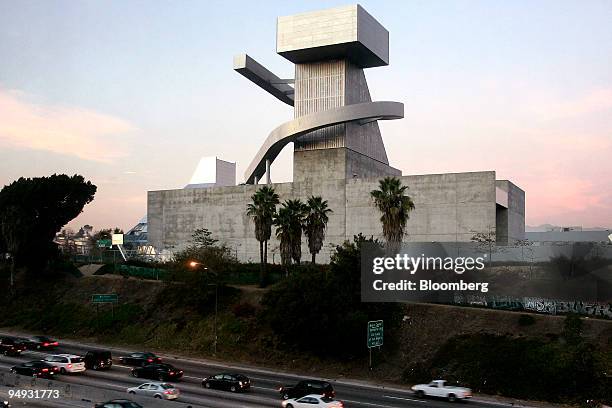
[124,215,148,248]
[184,156,236,189]
[526,226,611,244]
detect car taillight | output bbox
[43,342,49,347]
[42,368,48,372]
[67,364,72,369]
[53,367,59,371]
[163,390,174,394]
[52,342,58,346]
[147,358,153,362]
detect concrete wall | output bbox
[149,171,511,264]
[496,180,526,243]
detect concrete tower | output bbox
[235,4,403,184]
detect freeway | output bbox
[0,334,535,408]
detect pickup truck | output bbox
[411,380,472,402]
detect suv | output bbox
[0,337,26,356]
[279,380,335,400]
[84,350,113,370]
[94,400,143,408]
[43,354,86,374]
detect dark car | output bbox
[202,373,251,392]
[94,400,143,408]
[279,380,335,400]
[84,350,113,370]
[0,337,26,356]
[119,352,162,367]
[10,361,59,378]
[21,336,59,351]
[131,363,184,381]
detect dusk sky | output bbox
[1,0,611,231]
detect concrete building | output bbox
[147,5,525,263]
[184,156,236,189]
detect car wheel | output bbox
[10,369,16,374]
[154,395,162,399]
[93,364,99,370]
[230,385,237,392]
[132,371,139,377]
[204,382,211,389]
[158,374,165,381]
[129,391,135,395]
[448,393,457,402]
[60,368,66,375]
[286,405,294,408]
[416,390,425,399]
[3,350,7,356]
[36,345,41,350]
[282,393,290,400]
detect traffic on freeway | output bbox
[0,332,511,408]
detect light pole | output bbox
[188,261,218,355]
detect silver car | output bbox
[126,382,180,400]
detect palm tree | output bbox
[274,199,307,268]
[304,196,332,264]
[370,177,415,251]
[246,186,279,286]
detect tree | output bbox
[191,228,218,248]
[471,226,496,266]
[273,199,307,268]
[246,186,279,287]
[0,174,96,283]
[370,177,415,252]
[303,196,332,264]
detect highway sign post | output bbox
[92,294,118,322]
[367,320,383,370]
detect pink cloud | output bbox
[0,88,135,162]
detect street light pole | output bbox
[214,283,218,355]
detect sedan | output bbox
[282,394,344,408]
[202,373,251,392]
[21,336,59,351]
[131,363,183,381]
[127,382,180,400]
[119,352,162,367]
[94,400,143,408]
[10,361,60,378]
[0,337,26,356]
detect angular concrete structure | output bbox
[147,5,526,263]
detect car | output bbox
[202,373,251,392]
[43,354,86,374]
[84,350,113,370]
[10,361,59,378]
[94,399,143,408]
[131,363,184,381]
[411,379,472,402]
[281,394,344,408]
[119,352,162,367]
[279,380,335,400]
[126,382,180,400]
[0,336,26,356]
[21,336,59,351]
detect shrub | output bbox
[518,314,536,326]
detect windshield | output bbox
[160,384,174,389]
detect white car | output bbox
[43,354,86,374]
[127,382,180,400]
[281,394,344,408]
[411,379,472,402]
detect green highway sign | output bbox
[92,294,118,304]
[97,239,111,248]
[367,320,383,348]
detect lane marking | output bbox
[384,394,427,403]
[342,398,412,408]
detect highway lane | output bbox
[0,335,522,408]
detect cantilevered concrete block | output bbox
[277,4,389,68]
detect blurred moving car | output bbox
[21,336,59,351]
[119,352,162,367]
[127,382,180,400]
[131,363,184,381]
[281,394,344,408]
[279,380,335,400]
[43,354,86,374]
[84,350,113,370]
[411,379,472,402]
[10,361,59,378]
[93,400,143,408]
[202,373,251,392]
[0,337,26,356]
